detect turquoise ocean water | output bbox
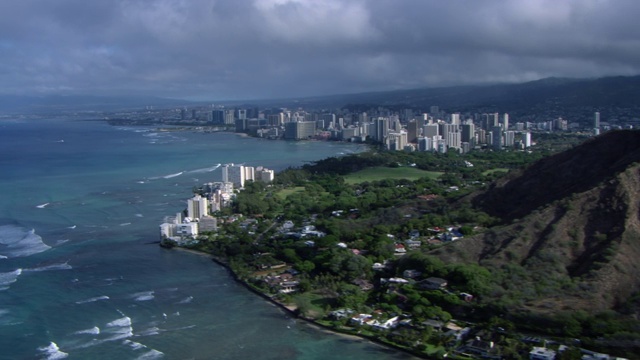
[0,118,415,360]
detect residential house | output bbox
[418,277,448,290]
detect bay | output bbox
[0,118,415,359]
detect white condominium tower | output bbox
[187,195,209,219]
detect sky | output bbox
[1,0,639,101]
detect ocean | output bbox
[0,118,415,360]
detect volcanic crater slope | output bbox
[438,130,640,312]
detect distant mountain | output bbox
[4,74,640,117]
[275,75,640,116]
[435,130,640,313]
[0,94,192,114]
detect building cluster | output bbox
[159,164,274,244]
[219,105,545,153]
[121,102,624,154]
[211,163,274,189]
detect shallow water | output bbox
[0,118,414,359]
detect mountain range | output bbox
[2,75,640,116]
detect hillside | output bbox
[276,75,640,116]
[436,130,640,313]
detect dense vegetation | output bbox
[185,134,639,359]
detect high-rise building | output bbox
[594,112,600,135]
[407,120,419,143]
[502,113,509,130]
[476,128,486,145]
[187,195,209,219]
[450,113,461,125]
[447,130,461,150]
[439,123,459,147]
[224,110,235,125]
[522,132,532,148]
[284,121,316,140]
[227,164,246,188]
[211,109,225,124]
[423,124,439,138]
[504,131,515,147]
[483,113,499,130]
[373,117,389,142]
[417,137,432,151]
[491,126,503,149]
[267,114,281,126]
[387,131,408,150]
[461,123,475,146]
[416,113,428,128]
[255,167,275,183]
[215,164,251,188]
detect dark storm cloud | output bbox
[1,0,639,100]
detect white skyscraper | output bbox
[450,113,461,125]
[503,113,509,130]
[522,132,532,148]
[187,195,209,219]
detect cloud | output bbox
[0,0,639,100]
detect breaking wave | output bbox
[132,291,155,302]
[37,342,68,360]
[0,225,51,258]
[75,296,110,304]
[74,326,100,335]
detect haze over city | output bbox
[2,0,640,100]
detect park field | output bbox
[344,166,442,184]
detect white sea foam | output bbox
[136,349,165,359]
[177,296,193,304]
[187,164,221,174]
[119,223,131,226]
[26,262,72,272]
[106,316,132,328]
[163,172,183,179]
[135,213,144,218]
[74,326,100,335]
[0,269,22,290]
[55,239,69,245]
[0,225,51,258]
[75,295,110,304]
[124,340,147,350]
[137,326,160,336]
[0,255,7,259]
[38,342,69,360]
[104,316,133,341]
[36,203,49,209]
[132,291,154,301]
[174,325,196,331]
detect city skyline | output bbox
[2,0,640,101]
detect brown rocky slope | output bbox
[434,130,640,313]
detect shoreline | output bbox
[169,246,424,359]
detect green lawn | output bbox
[344,167,442,184]
[482,168,510,176]
[275,186,306,199]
